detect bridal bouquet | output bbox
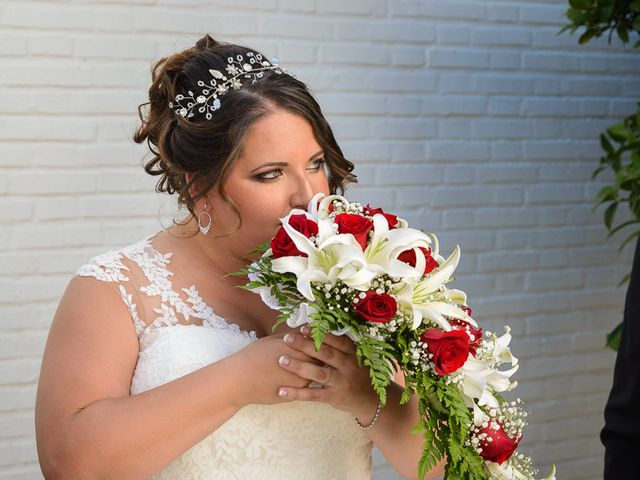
[233,192,556,480]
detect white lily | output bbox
[403,245,477,330]
[485,460,556,480]
[312,192,350,220]
[460,327,519,404]
[381,224,435,280]
[271,209,375,301]
[273,196,438,297]
[472,400,491,426]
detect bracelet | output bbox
[354,400,383,430]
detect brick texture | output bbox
[1,1,639,479]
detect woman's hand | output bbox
[275,325,380,423]
[231,332,329,408]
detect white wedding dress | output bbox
[74,231,374,480]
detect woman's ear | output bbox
[185,172,218,210]
[185,172,203,208]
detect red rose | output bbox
[363,204,398,229]
[397,247,439,275]
[354,290,397,323]
[449,319,483,356]
[270,214,318,259]
[420,328,470,375]
[478,424,521,465]
[334,213,373,251]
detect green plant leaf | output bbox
[592,164,607,180]
[604,202,618,230]
[608,123,628,142]
[579,28,598,44]
[569,0,593,9]
[608,219,640,238]
[566,7,586,23]
[618,229,640,251]
[601,133,615,154]
[596,185,619,204]
[617,271,631,288]
[616,24,630,43]
[606,322,623,351]
[557,24,577,35]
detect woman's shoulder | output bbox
[73,232,160,284]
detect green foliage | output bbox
[305,283,397,407]
[606,320,624,349]
[410,374,488,480]
[559,0,640,48]
[233,247,493,479]
[593,106,640,350]
[560,0,640,351]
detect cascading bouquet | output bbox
[232,192,556,480]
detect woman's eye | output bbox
[256,158,326,182]
[256,169,282,181]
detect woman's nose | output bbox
[290,174,317,211]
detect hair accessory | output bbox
[169,51,295,121]
[355,400,383,430]
[198,202,212,235]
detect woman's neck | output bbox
[163,217,254,287]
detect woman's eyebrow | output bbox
[250,149,324,173]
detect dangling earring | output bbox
[198,201,212,235]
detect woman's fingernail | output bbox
[283,333,294,344]
[300,325,310,335]
[278,388,288,397]
[278,355,290,366]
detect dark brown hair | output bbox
[133,34,357,237]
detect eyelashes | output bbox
[256,158,326,183]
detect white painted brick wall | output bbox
[1,1,638,479]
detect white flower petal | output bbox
[307,192,326,219]
[271,255,308,276]
[416,304,453,331]
[330,326,359,342]
[418,244,461,294]
[371,213,390,235]
[286,302,319,328]
[473,402,490,426]
[296,268,328,301]
[280,215,318,257]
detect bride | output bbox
[34,34,446,480]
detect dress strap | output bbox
[74,236,153,338]
[75,232,259,341]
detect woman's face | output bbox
[205,109,331,259]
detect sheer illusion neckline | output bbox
[144,230,261,341]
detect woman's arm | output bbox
[364,371,446,480]
[35,277,247,480]
[278,330,447,480]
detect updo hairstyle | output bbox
[133,33,357,237]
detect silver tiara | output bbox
[169,51,295,121]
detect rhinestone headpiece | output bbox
[169,51,295,121]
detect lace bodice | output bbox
[73,231,374,479]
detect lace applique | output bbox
[76,249,130,283]
[74,234,259,342]
[118,284,146,337]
